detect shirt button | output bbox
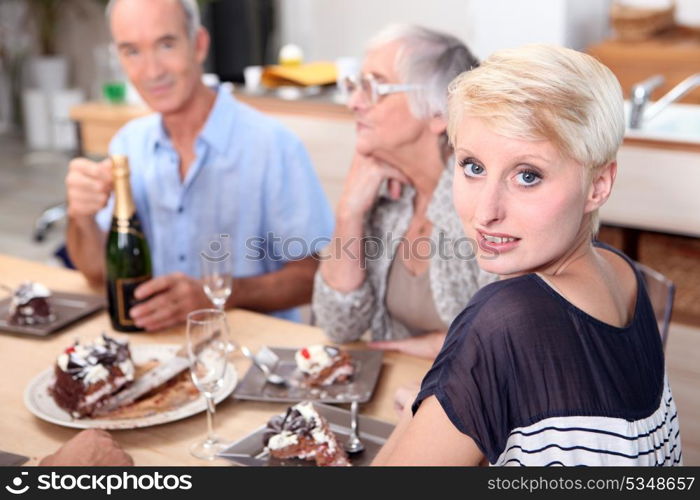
[178,206,184,214]
[179,255,186,262]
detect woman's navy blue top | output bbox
[413,242,682,466]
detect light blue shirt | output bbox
[97,88,334,321]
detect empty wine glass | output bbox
[186,308,234,460]
[200,234,233,311]
[201,235,236,354]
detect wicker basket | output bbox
[611,1,676,41]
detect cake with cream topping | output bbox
[7,281,55,326]
[50,333,135,418]
[294,345,354,387]
[263,401,351,466]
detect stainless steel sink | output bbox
[625,101,700,144]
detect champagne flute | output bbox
[201,235,236,353]
[200,237,233,311]
[186,308,235,460]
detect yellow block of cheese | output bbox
[261,62,337,88]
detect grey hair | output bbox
[106,0,201,40]
[367,24,479,120]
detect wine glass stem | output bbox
[205,395,217,443]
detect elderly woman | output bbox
[312,25,493,359]
[374,44,682,466]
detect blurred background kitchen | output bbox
[0,0,699,457]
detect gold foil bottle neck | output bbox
[112,155,130,178]
[111,155,135,220]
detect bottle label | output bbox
[114,276,150,326]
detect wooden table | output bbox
[0,254,430,466]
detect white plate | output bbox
[24,344,237,430]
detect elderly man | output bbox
[65,0,333,330]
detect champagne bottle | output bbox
[106,155,152,332]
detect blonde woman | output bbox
[375,44,682,466]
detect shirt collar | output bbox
[150,117,169,152]
[151,86,238,155]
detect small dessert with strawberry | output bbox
[294,345,354,387]
[50,333,135,418]
[263,401,351,466]
[7,281,55,326]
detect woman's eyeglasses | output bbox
[340,74,422,105]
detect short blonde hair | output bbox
[447,44,625,234]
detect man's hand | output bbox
[65,158,113,219]
[39,429,133,466]
[368,331,447,360]
[129,272,213,331]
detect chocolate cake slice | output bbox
[50,333,135,418]
[294,345,355,387]
[7,281,55,326]
[263,401,351,466]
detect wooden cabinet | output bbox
[587,28,700,103]
[69,102,150,157]
[602,145,700,238]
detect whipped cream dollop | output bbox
[11,281,50,305]
[294,345,341,376]
[264,401,334,450]
[8,281,54,324]
[57,333,134,386]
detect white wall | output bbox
[565,0,612,50]
[276,0,613,61]
[467,0,612,57]
[467,0,566,57]
[277,0,472,60]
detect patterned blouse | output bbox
[311,166,495,343]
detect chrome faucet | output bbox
[629,75,664,129]
[630,73,700,129]
[644,73,700,123]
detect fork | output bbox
[344,400,365,454]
